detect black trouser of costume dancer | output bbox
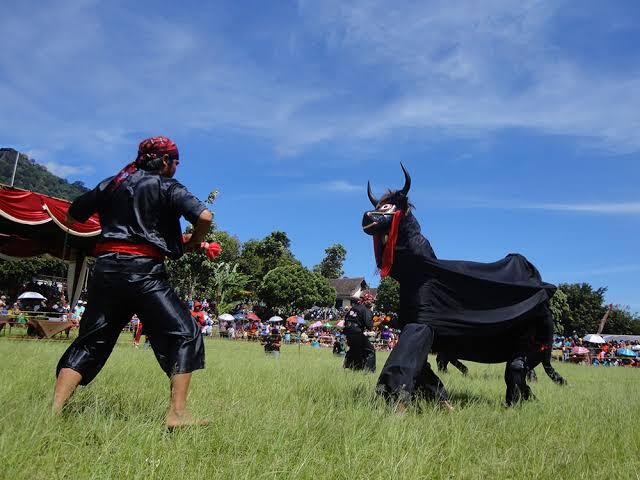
[436,353,469,375]
[343,327,376,372]
[376,323,447,402]
[57,253,204,385]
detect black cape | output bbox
[387,212,556,338]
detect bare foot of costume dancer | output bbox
[362,165,564,408]
[52,136,219,428]
[343,292,376,372]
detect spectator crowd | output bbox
[3,288,639,368]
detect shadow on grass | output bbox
[63,395,164,423]
[445,390,495,408]
[349,383,496,414]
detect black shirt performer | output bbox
[52,136,215,428]
[343,293,376,372]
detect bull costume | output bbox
[362,165,565,407]
[343,293,376,372]
[52,136,217,427]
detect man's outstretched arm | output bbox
[183,209,213,251]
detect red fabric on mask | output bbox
[373,210,403,277]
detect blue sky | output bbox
[2,0,639,312]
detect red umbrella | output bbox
[246,312,260,321]
[571,346,589,355]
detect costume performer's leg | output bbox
[436,353,449,373]
[362,335,376,372]
[537,304,567,386]
[377,323,441,402]
[56,271,134,386]
[542,358,567,385]
[450,358,469,376]
[504,354,532,406]
[415,361,448,402]
[136,278,204,378]
[344,331,376,372]
[343,333,358,369]
[526,368,538,382]
[526,303,566,386]
[504,328,534,406]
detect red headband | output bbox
[108,136,179,192]
[136,136,179,163]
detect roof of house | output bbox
[329,277,367,298]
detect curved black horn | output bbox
[400,162,411,195]
[367,181,378,207]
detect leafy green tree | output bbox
[313,244,347,279]
[166,226,238,299]
[376,276,400,313]
[204,262,248,315]
[208,231,240,264]
[548,288,570,334]
[558,283,607,335]
[257,264,336,315]
[630,318,640,335]
[238,231,299,290]
[604,305,640,334]
[0,256,66,297]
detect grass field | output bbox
[1,336,639,480]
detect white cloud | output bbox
[575,264,640,276]
[319,180,361,193]
[410,188,640,215]
[523,202,640,214]
[2,0,640,162]
[297,0,640,153]
[43,162,94,178]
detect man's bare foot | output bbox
[165,410,211,429]
[393,401,409,415]
[439,400,455,412]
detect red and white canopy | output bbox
[0,186,101,307]
[0,187,100,235]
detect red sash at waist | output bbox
[94,240,165,259]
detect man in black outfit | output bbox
[52,136,215,428]
[343,292,376,372]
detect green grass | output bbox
[1,336,639,480]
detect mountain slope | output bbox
[0,148,88,200]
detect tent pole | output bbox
[9,150,20,187]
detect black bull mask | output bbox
[362,163,411,236]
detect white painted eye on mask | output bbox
[379,204,396,212]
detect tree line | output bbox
[164,226,346,317]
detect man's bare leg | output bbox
[52,368,82,413]
[166,373,209,428]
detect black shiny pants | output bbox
[56,254,204,385]
[343,330,376,372]
[376,323,448,402]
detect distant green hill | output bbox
[0,148,88,200]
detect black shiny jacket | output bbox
[69,170,206,259]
